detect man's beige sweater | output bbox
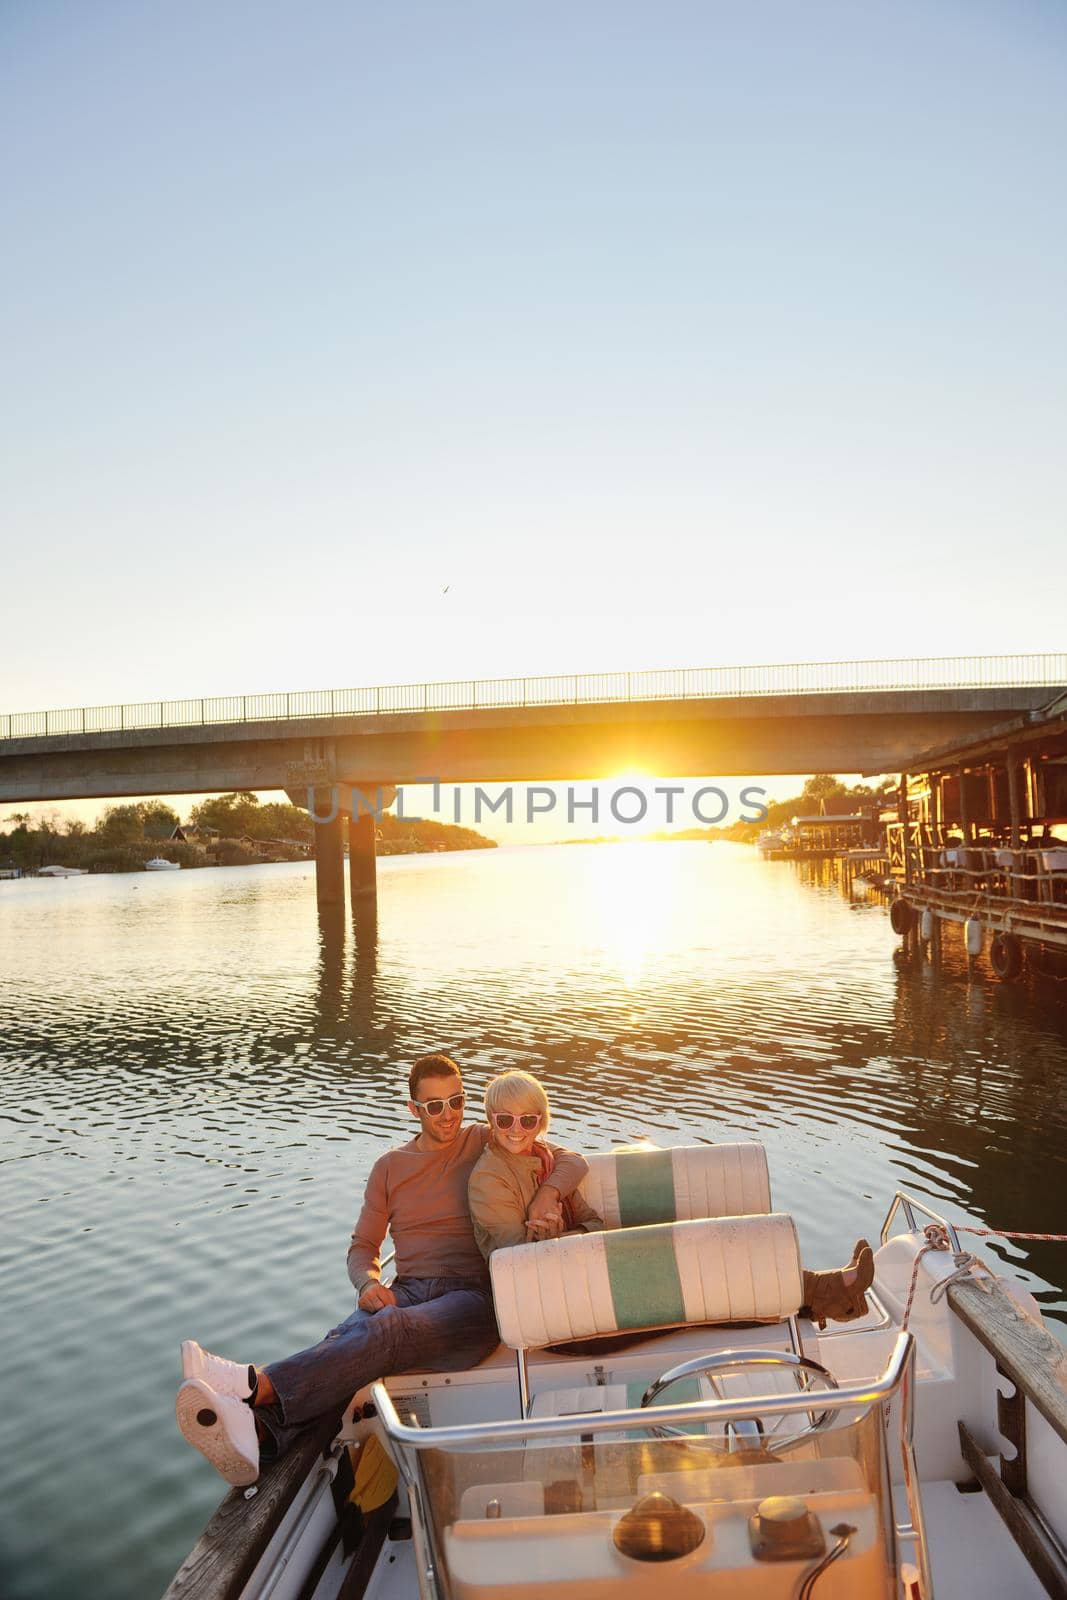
[347,1124,588,1295]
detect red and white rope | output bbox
[957,1225,1067,1243]
[899,1222,1067,1330]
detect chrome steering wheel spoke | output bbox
[639,1348,839,1449]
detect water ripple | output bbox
[1,846,1066,1600]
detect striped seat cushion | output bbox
[490,1213,803,1350]
[578,1143,771,1229]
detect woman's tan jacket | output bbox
[468,1141,604,1259]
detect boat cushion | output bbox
[578,1143,771,1229]
[490,1212,803,1350]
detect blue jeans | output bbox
[258,1276,499,1459]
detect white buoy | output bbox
[920,908,934,942]
[966,917,983,957]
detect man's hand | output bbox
[526,1184,564,1240]
[359,1282,397,1313]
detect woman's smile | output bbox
[491,1112,541,1157]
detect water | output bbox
[2,842,1066,1600]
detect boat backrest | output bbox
[578,1142,771,1228]
[490,1212,803,1350]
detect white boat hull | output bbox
[168,1194,1067,1600]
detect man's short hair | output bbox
[409,1053,462,1100]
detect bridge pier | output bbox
[349,809,377,903]
[301,783,392,912]
[312,801,346,908]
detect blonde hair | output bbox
[484,1070,550,1133]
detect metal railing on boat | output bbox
[881,1191,962,1254]
[371,1331,932,1600]
[373,1329,914,1447]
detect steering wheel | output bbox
[639,1349,839,1450]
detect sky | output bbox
[2,0,1065,835]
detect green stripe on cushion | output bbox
[615,1149,677,1226]
[604,1226,686,1330]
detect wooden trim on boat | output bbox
[951,1278,1067,1599]
[162,1413,340,1600]
[948,1279,1067,1447]
[958,1423,1067,1600]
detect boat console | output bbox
[372,1202,928,1599]
[373,1326,920,1599]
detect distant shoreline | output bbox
[0,802,496,877]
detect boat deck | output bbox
[896,1481,1045,1600]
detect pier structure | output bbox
[776,794,885,859]
[886,694,1067,977]
[283,776,397,908]
[1,655,1065,916]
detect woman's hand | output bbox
[526,1213,563,1239]
[526,1184,564,1239]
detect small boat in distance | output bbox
[38,864,89,877]
[756,830,785,856]
[145,857,181,872]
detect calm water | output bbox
[2,842,1066,1600]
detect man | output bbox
[176,1054,587,1486]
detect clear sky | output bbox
[3,1,1065,726]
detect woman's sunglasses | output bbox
[491,1111,542,1131]
[411,1093,466,1117]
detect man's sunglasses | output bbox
[411,1093,466,1116]
[491,1111,542,1131]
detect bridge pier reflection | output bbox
[315,902,347,1021]
[314,895,378,1034]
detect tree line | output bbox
[1,791,495,874]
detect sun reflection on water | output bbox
[579,840,688,983]
[573,838,753,985]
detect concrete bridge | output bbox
[3,655,1064,908]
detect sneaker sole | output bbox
[176,1379,259,1488]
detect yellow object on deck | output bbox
[348,1434,398,1514]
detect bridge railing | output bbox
[2,653,1065,741]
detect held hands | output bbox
[525,1184,564,1241]
[359,1282,397,1313]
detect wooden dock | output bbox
[885,694,1067,976]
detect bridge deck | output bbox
[3,653,1065,743]
[1,679,1065,803]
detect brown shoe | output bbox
[801,1239,874,1330]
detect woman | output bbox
[469,1070,874,1328]
[468,1069,604,1258]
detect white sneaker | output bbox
[181,1339,254,1400]
[176,1378,259,1487]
